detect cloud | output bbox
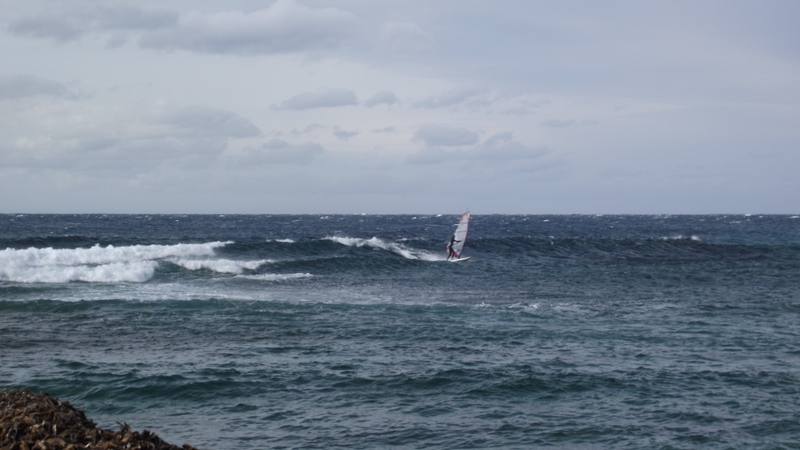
[372,127,396,133]
[0,74,78,101]
[364,90,398,107]
[413,124,480,147]
[272,88,358,110]
[160,106,261,138]
[407,132,549,165]
[333,126,359,141]
[291,123,325,135]
[0,105,260,173]
[8,5,178,42]
[377,22,435,52]
[541,119,577,128]
[501,107,535,116]
[232,139,324,165]
[414,86,489,109]
[139,0,357,54]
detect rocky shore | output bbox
[0,390,198,450]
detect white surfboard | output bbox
[449,256,471,263]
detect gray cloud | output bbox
[407,132,549,165]
[372,126,396,133]
[161,106,261,138]
[364,90,398,107]
[0,134,228,173]
[139,0,357,55]
[0,74,77,101]
[413,124,480,147]
[232,139,324,165]
[8,6,178,42]
[333,126,359,141]
[272,88,358,110]
[414,86,488,109]
[377,22,435,52]
[501,107,535,116]
[541,119,577,128]
[0,105,260,174]
[291,123,325,135]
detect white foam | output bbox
[1,261,158,283]
[0,241,233,284]
[661,235,701,241]
[267,238,295,243]
[237,273,312,281]
[325,236,444,261]
[1,242,230,267]
[172,258,269,274]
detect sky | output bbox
[1,0,799,214]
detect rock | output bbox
[0,390,198,450]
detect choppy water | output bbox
[1,214,799,449]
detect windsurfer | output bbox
[446,235,461,260]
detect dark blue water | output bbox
[1,214,800,449]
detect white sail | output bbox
[449,212,470,258]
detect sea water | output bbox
[1,214,799,449]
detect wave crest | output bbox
[325,236,444,261]
[0,242,234,284]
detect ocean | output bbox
[1,214,799,449]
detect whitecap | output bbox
[0,261,158,283]
[0,241,234,284]
[325,236,444,261]
[237,273,312,281]
[171,258,269,274]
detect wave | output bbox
[325,236,444,261]
[236,273,312,281]
[0,242,253,284]
[171,258,269,274]
[1,261,158,283]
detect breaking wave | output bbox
[236,273,312,281]
[171,258,269,274]
[325,236,444,261]
[0,242,236,283]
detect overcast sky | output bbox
[1,0,799,214]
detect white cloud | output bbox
[138,0,357,55]
[413,124,480,147]
[364,90,398,107]
[272,88,358,110]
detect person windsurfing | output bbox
[446,234,461,260]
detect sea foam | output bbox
[325,236,444,261]
[236,273,312,281]
[172,258,269,274]
[0,242,233,283]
